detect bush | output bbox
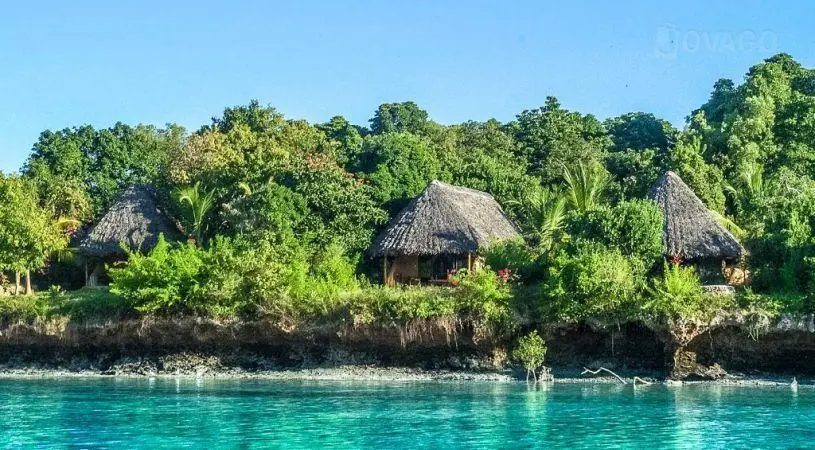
[542,241,646,322]
[453,267,514,336]
[0,294,53,323]
[347,286,457,324]
[110,232,363,320]
[57,288,134,322]
[109,235,206,315]
[513,330,547,379]
[566,199,664,268]
[646,263,732,320]
[483,239,545,282]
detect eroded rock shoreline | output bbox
[1,315,813,383]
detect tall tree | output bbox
[0,175,69,294]
[369,101,429,135]
[508,96,611,184]
[23,123,184,215]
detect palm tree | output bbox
[562,162,609,212]
[175,182,216,245]
[725,162,764,203]
[509,188,567,251]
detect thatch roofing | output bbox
[647,171,744,262]
[78,185,181,258]
[370,180,520,257]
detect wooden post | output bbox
[382,256,389,287]
[467,252,472,272]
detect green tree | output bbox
[513,331,548,382]
[175,182,217,245]
[353,132,441,211]
[0,175,69,294]
[369,101,429,135]
[562,162,609,212]
[23,123,183,215]
[508,96,611,184]
[604,112,677,199]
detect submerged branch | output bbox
[581,366,627,384]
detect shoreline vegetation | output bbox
[3,53,815,380]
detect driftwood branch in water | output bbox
[581,367,627,384]
[633,376,653,385]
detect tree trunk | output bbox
[24,270,32,296]
[14,272,20,295]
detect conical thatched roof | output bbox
[79,185,181,258]
[370,180,520,257]
[647,171,744,262]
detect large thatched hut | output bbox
[647,171,745,282]
[78,185,181,286]
[370,180,520,286]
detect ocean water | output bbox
[0,377,811,449]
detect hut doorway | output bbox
[419,254,469,280]
[383,253,471,286]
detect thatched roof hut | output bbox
[79,185,181,258]
[647,171,744,262]
[371,180,520,285]
[371,180,520,257]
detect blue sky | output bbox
[1,1,812,172]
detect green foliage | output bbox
[369,102,429,135]
[353,132,441,210]
[513,330,547,373]
[508,188,567,252]
[562,162,610,212]
[347,286,457,324]
[0,174,69,275]
[23,123,183,215]
[542,242,646,322]
[0,288,131,324]
[604,112,678,153]
[566,199,664,267]
[453,267,514,335]
[444,120,539,208]
[109,235,207,315]
[646,263,733,320]
[175,181,217,244]
[509,96,611,184]
[663,132,726,212]
[0,293,54,323]
[109,232,362,320]
[483,239,539,281]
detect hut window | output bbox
[419,254,468,280]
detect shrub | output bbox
[347,286,457,325]
[513,330,547,380]
[542,241,646,322]
[109,235,206,315]
[0,293,53,323]
[453,267,514,336]
[58,289,134,322]
[566,199,664,268]
[647,263,733,320]
[483,239,545,282]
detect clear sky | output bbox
[1,0,813,173]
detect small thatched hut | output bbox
[647,171,745,281]
[370,180,520,286]
[78,185,181,286]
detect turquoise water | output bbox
[0,378,811,448]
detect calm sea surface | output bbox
[0,377,811,448]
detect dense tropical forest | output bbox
[1,53,814,340]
